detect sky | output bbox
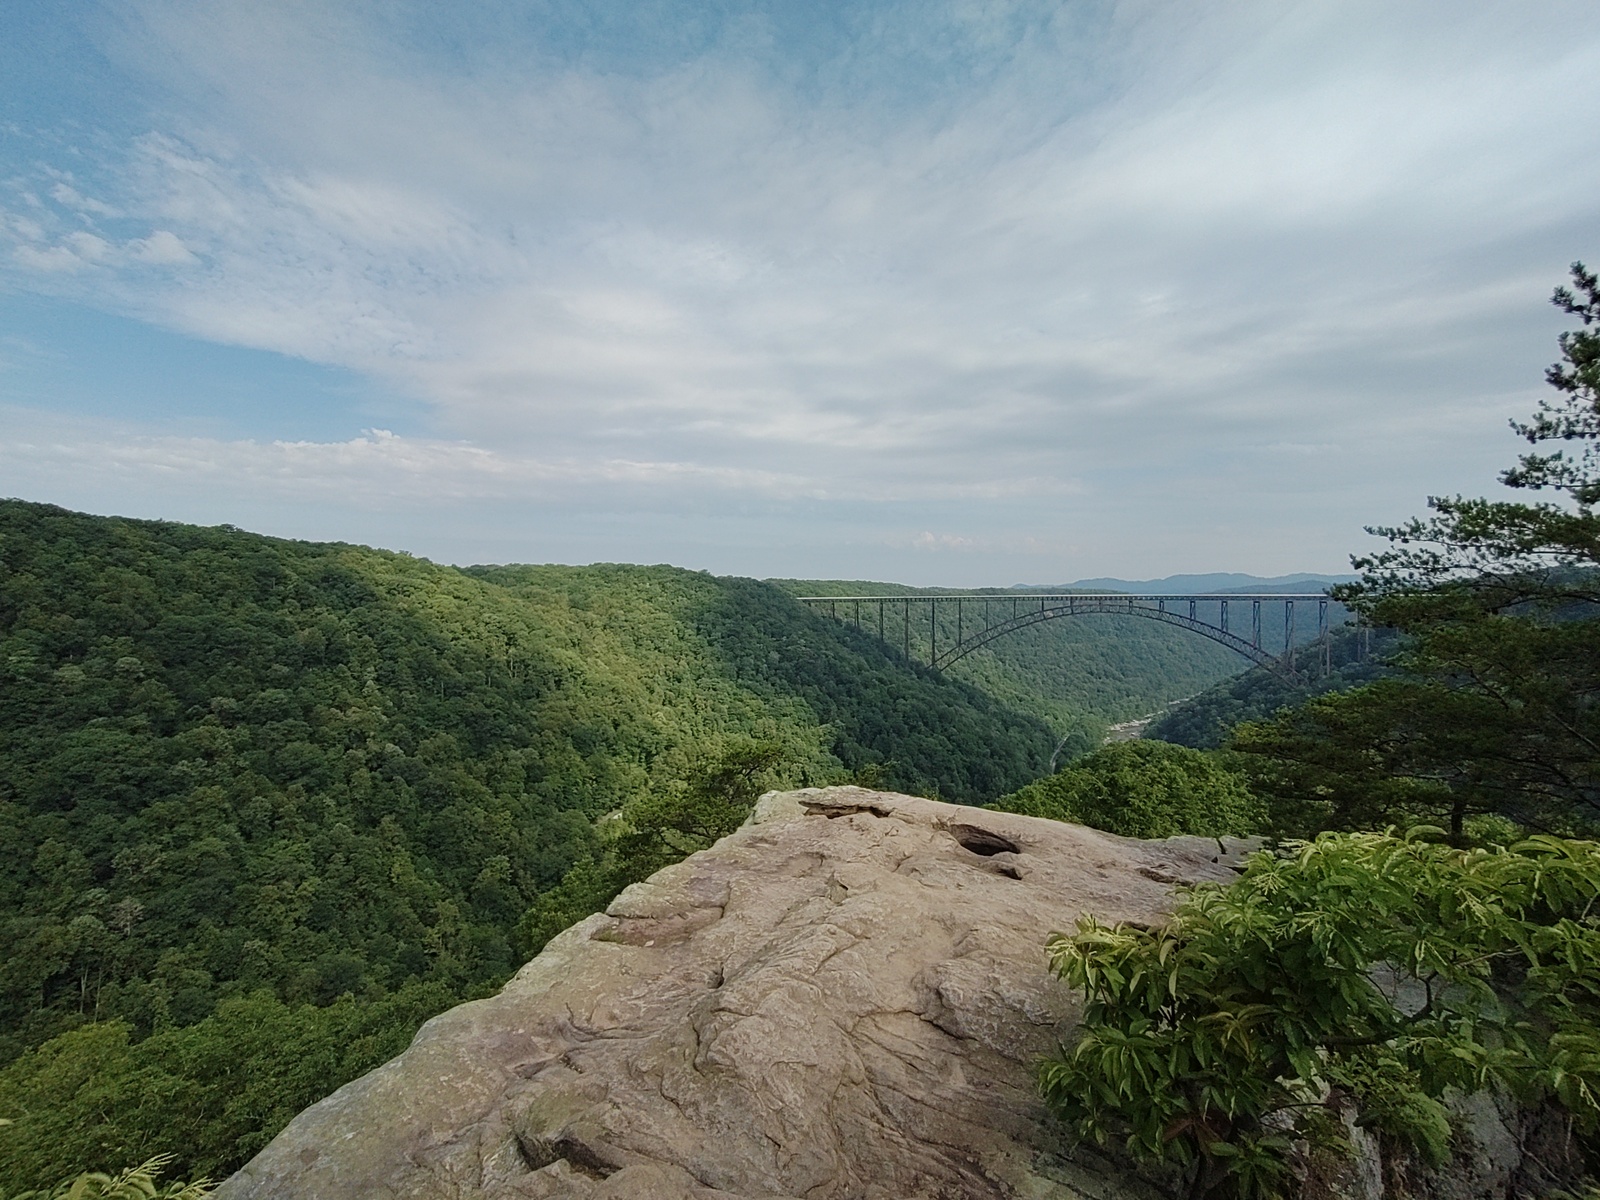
[2,1,1598,585]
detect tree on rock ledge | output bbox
[1236,263,1600,839]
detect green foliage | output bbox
[0,1155,209,1200]
[0,501,1085,1188]
[620,738,786,857]
[1229,265,1600,839]
[992,741,1263,839]
[0,503,643,1067]
[513,739,786,957]
[1041,830,1600,1199]
[510,857,618,961]
[0,985,452,1187]
[1148,623,1397,752]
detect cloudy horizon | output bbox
[3,1,1598,584]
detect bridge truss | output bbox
[796,593,1334,681]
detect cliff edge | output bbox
[216,787,1250,1200]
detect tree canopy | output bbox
[0,500,1239,1189]
[991,740,1263,840]
[1231,263,1600,839]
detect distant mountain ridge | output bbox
[1047,572,1358,594]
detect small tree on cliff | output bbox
[514,740,787,956]
[1235,263,1600,838]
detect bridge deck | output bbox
[796,593,1329,601]
[796,592,1341,681]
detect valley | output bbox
[0,499,1279,1188]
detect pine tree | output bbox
[1235,264,1600,837]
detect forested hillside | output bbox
[0,499,1082,1185]
[0,501,1071,1047]
[466,566,1058,801]
[1147,623,1395,749]
[0,497,1278,1187]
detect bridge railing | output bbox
[796,592,1342,680]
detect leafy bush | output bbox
[1040,830,1600,1199]
[0,1155,209,1199]
[991,741,1263,838]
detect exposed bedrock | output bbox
[217,788,1253,1200]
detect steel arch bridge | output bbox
[796,592,1334,681]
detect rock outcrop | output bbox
[217,788,1253,1200]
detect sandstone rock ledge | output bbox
[217,788,1251,1200]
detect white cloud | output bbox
[912,531,979,551]
[48,181,122,219]
[64,231,112,261]
[129,229,196,264]
[2,0,1597,578]
[14,243,87,272]
[0,416,981,505]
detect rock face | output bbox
[217,788,1252,1200]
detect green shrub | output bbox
[0,1153,208,1199]
[992,741,1263,838]
[1040,830,1600,1199]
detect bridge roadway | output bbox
[796,592,1335,680]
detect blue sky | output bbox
[2,1,1598,582]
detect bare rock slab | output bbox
[217,788,1250,1200]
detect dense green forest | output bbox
[1147,622,1396,750]
[0,499,1249,1188]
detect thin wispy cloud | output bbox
[2,0,1597,579]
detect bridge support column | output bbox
[1318,599,1330,677]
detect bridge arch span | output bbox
[936,597,1285,672]
[797,592,1332,683]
